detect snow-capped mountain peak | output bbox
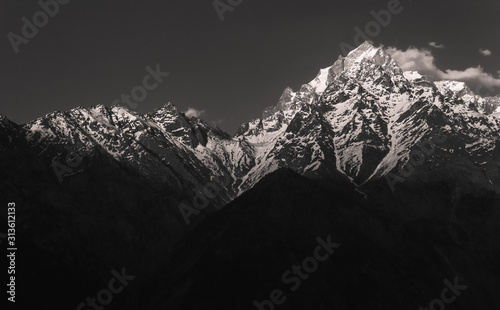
[4,41,500,199]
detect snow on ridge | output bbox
[308,67,331,93]
[435,80,468,94]
[14,39,500,196]
[403,71,422,81]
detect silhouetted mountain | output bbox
[139,169,499,310]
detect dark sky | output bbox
[1,0,499,134]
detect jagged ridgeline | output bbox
[1,42,499,310]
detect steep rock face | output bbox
[231,42,500,194]
[0,108,238,310]
[435,80,500,114]
[5,42,499,196]
[21,104,236,196]
[3,42,499,199]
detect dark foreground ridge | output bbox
[2,158,500,309]
[141,169,498,310]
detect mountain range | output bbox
[1,41,499,310]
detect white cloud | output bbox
[386,47,440,78]
[184,107,205,118]
[442,67,500,90]
[386,47,500,91]
[479,48,492,56]
[428,42,445,49]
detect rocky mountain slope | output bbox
[3,42,500,196]
[1,41,500,310]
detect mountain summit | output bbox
[3,42,500,195]
[2,41,500,310]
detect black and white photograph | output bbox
[1,0,500,309]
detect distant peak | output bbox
[110,101,125,109]
[345,41,387,63]
[332,41,402,77]
[88,104,109,114]
[165,102,182,113]
[347,41,377,56]
[163,102,176,109]
[151,102,180,116]
[94,104,107,110]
